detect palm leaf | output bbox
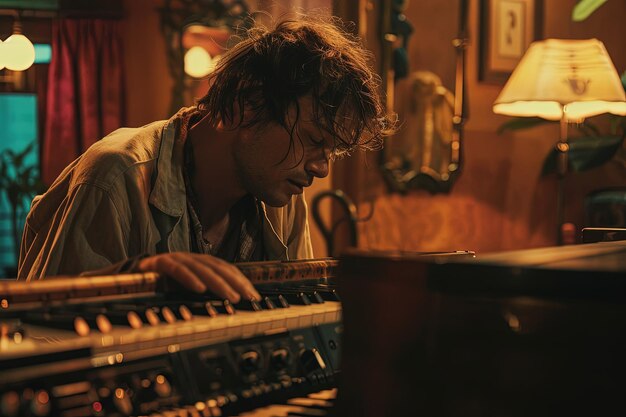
[541,135,624,175]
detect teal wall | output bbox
[0,93,38,276]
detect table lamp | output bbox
[493,38,626,245]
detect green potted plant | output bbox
[0,142,46,277]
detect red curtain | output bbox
[43,19,125,185]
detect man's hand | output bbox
[137,253,260,303]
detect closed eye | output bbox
[307,134,325,147]
[305,132,346,161]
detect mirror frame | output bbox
[379,0,469,194]
[159,0,252,114]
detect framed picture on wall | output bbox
[479,0,543,84]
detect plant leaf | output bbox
[542,135,624,174]
[12,142,35,168]
[571,0,608,22]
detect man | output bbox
[17,16,394,302]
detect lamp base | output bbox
[560,222,576,245]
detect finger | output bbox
[138,256,206,293]
[176,255,242,303]
[193,255,261,301]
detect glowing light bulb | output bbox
[184,46,214,78]
[4,33,35,71]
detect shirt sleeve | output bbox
[18,182,132,279]
[79,253,149,277]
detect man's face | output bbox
[233,97,332,207]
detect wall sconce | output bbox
[159,0,250,113]
[184,46,218,78]
[182,24,229,79]
[0,12,35,72]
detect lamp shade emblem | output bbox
[566,66,591,95]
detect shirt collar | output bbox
[149,106,200,217]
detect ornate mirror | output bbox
[159,0,252,114]
[380,0,469,193]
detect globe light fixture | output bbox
[4,33,35,71]
[2,19,35,71]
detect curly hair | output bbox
[196,14,396,159]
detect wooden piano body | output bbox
[337,241,626,416]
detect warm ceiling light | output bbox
[3,20,35,71]
[4,34,35,71]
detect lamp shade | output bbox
[493,38,626,121]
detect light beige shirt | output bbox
[18,108,313,280]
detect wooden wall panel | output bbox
[339,0,626,255]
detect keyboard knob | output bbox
[270,348,291,371]
[239,350,261,374]
[299,348,327,375]
[30,390,51,417]
[153,374,172,398]
[113,388,133,416]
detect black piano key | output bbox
[288,292,312,306]
[146,302,194,321]
[173,304,193,321]
[157,306,177,324]
[259,294,290,308]
[307,291,325,304]
[275,294,290,308]
[21,310,111,335]
[289,286,340,302]
[208,299,236,315]
[102,303,161,326]
[48,308,113,332]
[315,289,340,302]
[184,301,219,317]
[134,306,177,324]
[236,298,263,311]
[144,307,162,326]
[270,287,326,304]
[260,296,276,310]
[165,292,237,315]
[260,290,311,306]
[79,306,144,328]
[107,301,193,323]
